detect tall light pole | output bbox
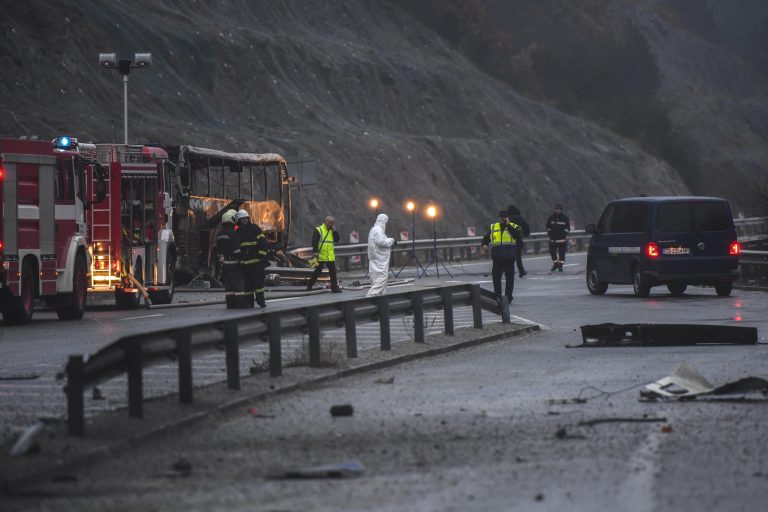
[99,52,152,144]
[395,200,427,278]
[424,203,453,278]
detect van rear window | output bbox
[656,202,732,232]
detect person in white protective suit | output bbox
[366,214,396,297]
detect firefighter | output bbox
[482,210,522,306]
[216,209,252,308]
[235,209,269,308]
[546,203,570,272]
[307,215,341,292]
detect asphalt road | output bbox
[3,253,767,511]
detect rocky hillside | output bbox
[4,0,759,245]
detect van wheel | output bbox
[57,253,87,320]
[633,268,651,298]
[586,261,608,295]
[3,261,35,325]
[715,282,732,297]
[667,283,687,297]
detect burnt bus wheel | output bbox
[57,253,87,320]
[3,261,35,325]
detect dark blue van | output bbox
[584,197,740,297]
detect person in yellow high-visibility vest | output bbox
[307,216,342,292]
[482,210,522,306]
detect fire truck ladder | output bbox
[90,168,113,288]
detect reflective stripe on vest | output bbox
[316,224,335,262]
[490,222,517,245]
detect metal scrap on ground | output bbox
[575,323,758,347]
[266,460,366,479]
[641,363,768,400]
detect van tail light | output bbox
[729,241,741,256]
[646,242,660,258]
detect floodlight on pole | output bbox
[369,197,380,216]
[99,52,152,144]
[395,199,427,278]
[424,203,453,279]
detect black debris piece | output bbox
[576,323,757,347]
[267,460,365,479]
[577,417,667,427]
[330,404,354,417]
[0,373,41,380]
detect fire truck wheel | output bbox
[57,253,87,320]
[149,257,176,305]
[115,259,143,309]
[3,261,35,325]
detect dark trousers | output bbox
[516,240,525,274]
[308,260,338,290]
[222,261,252,308]
[549,241,566,262]
[242,262,266,306]
[492,257,516,300]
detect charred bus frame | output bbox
[166,145,292,280]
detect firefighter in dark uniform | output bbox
[235,209,269,308]
[217,209,252,308]
[546,203,571,272]
[482,210,522,306]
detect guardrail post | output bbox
[413,292,425,343]
[177,331,193,403]
[471,285,483,329]
[268,314,282,377]
[501,298,511,324]
[442,288,454,335]
[127,340,143,418]
[308,308,321,367]
[377,296,391,350]
[343,302,358,358]
[66,355,84,436]
[224,321,240,390]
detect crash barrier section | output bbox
[64,283,508,436]
[289,218,766,272]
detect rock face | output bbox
[0,0,701,243]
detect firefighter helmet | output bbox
[235,209,249,221]
[222,209,237,224]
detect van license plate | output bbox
[663,247,690,255]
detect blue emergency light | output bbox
[52,136,77,151]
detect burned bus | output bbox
[165,145,293,281]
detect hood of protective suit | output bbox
[374,214,389,228]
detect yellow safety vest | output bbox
[490,222,518,245]
[316,224,335,262]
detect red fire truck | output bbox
[0,138,93,324]
[85,142,176,307]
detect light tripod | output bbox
[423,209,453,279]
[395,205,427,278]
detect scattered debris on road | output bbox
[267,460,365,479]
[574,323,758,347]
[169,458,193,477]
[577,416,667,427]
[247,407,276,418]
[640,363,768,401]
[330,404,354,417]
[0,373,41,380]
[10,421,45,457]
[374,376,395,384]
[554,427,585,440]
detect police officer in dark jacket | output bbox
[506,204,530,278]
[217,209,252,308]
[235,209,269,308]
[482,210,523,304]
[546,203,570,272]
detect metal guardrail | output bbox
[64,283,508,436]
[288,217,765,271]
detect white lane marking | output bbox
[119,313,165,321]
